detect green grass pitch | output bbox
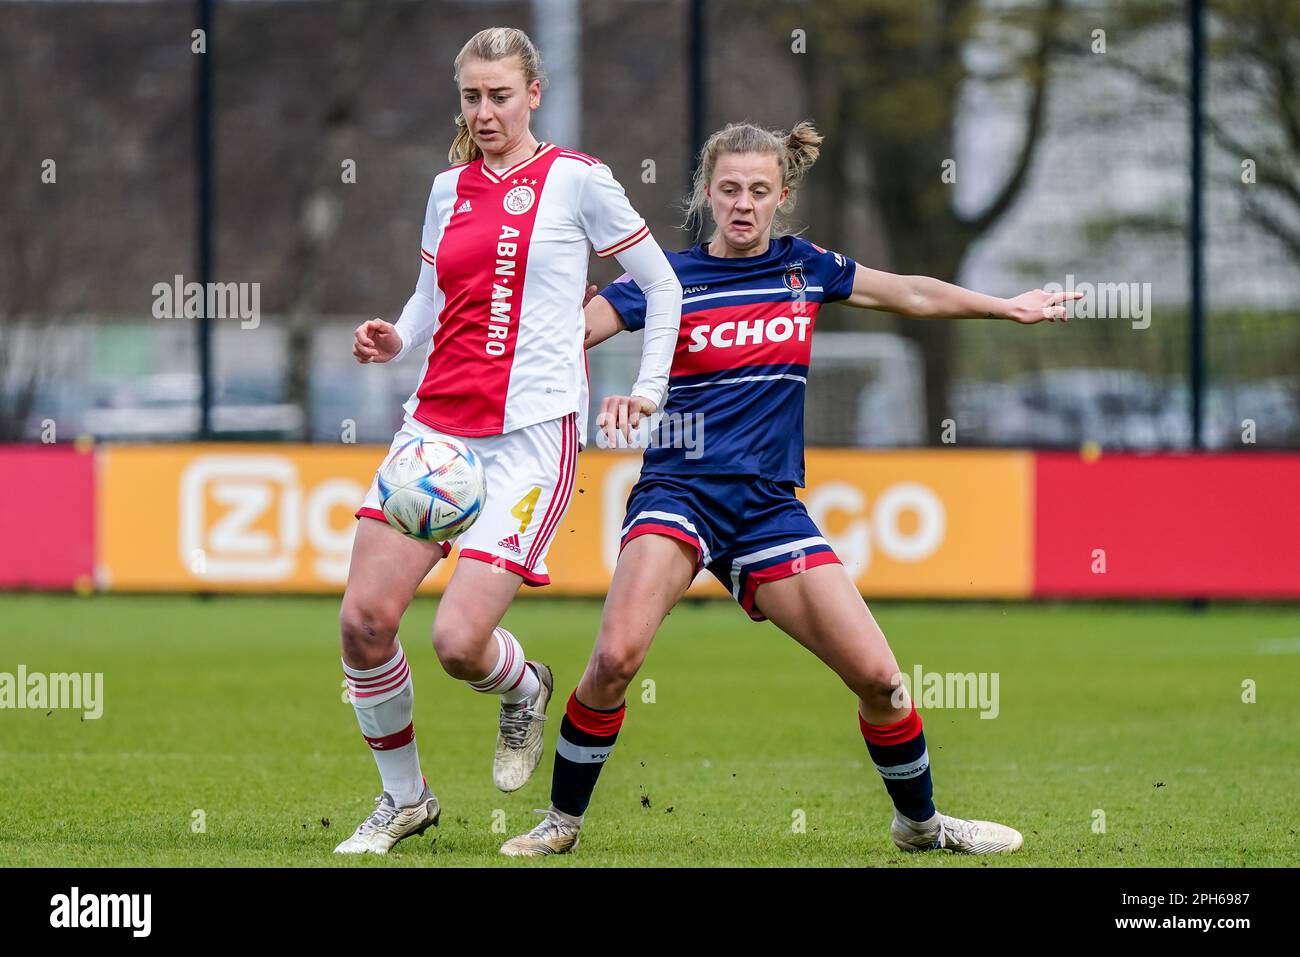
[1,594,1297,867]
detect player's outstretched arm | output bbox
[843,264,1081,324]
[583,292,627,350]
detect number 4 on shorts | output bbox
[510,486,542,533]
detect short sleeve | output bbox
[578,163,651,259]
[805,240,857,302]
[598,272,648,331]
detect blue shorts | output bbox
[620,473,842,621]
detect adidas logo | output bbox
[497,533,522,554]
[455,199,472,214]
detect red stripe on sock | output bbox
[504,662,532,694]
[346,651,407,687]
[348,661,410,698]
[484,629,516,691]
[859,702,923,746]
[566,691,625,737]
[363,721,415,751]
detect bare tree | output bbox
[755,0,1067,441]
[1064,0,1300,261]
[280,0,415,440]
[0,137,61,441]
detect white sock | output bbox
[550,805,583,826]
[343,642,425,807]
[468,627,540,704]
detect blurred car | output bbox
[1177,378,1300,449]
[48,372,303,441]
[953,369,1192,449]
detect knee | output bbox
[855,663,908,710]
[588,637,642,698]
[430,617,488,679]
[339,595,402,669]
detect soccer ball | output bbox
[378,436,485,542]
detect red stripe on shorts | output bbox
[526,413,577,570]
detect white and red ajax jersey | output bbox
[402,143,650,438]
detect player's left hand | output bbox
[1003,288,1083,324]
[597,394,657,447]
[353,318,403,363]
[582,282,598,307]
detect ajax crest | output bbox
[503,185,536,215]
[783,263,806,293]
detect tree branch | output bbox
[1073,48,1300,214]
[959,0,1064,236]
[1243,195,1300,261]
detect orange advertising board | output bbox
[792,450,1033,597]
[97,445,395,593]
[96,445,1031,597]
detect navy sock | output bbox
[859,704,936,823]
[551,692,625,817]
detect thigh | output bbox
[577,532,699,707]
[434,552,526,641]
[342,516,444,628]
[752,563,901,702]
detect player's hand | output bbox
[353,318,403,363]
[1003,288,1083,324]
[597,394,657,447]
[582,282,598,307]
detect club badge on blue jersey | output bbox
[599,236,858,487]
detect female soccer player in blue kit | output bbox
[501,120,1078,857]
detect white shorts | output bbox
[356,412,579,586]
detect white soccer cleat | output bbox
[499,807,582,857]
[333,781,441,854]
[891,810,1024,855]
[492,661,553,793]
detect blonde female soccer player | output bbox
[502,121,1077,858]
[333,27,681,854]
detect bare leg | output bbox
[751,564,905,724]
[576,534,699,708]
[335,517,443,838]
[429,557,527,681]
[339,516,442,669]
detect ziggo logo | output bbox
[178,456,364,582]
[803,481,947,573]
[602,462,946,575]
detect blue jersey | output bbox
[601,235,856,486]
